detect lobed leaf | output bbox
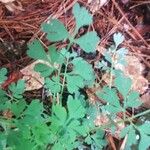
[11,99,26,117]
[24,100,43,117]
[48,45,61,64]
[114,74,132,98]
[42,19,69,42]
[52,104,67,125]
[97,86,121,108]
[113,32,125,47]
[67,95,86,119]
[66,75,84,93]
[9,80,25,99]
[126,91,142,108]
[45,77,61,94]
[75,32,99,53]
[73,3,92,30]
[139,133,150,150]
[34,63,54,77]
[27,40,48,61]
[0,68,7,85]
[71,57,95,81]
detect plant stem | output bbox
[93,109,150,132]
[60,42,72,105]
[109,52,116,88]
[128,109,150,121]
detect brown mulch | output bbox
[0,0,149,68]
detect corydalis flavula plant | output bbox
[27,3,100,101]
[0,2,150,150]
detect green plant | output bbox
[0,2,150,150]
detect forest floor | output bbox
[0,0,150,149]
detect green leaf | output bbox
[60,48,78,59]
[75,32,99,53]
[32,123,50,146]
[42,19,69,42]
[115,47,128,66]
[11,99,26,117]
[27,40,48,61]
[72,57,95,81]
[0,89,9,111]
[97,86,121,108]
[139,133,150,150]
[73,3,92,30]
[48,45,61,64]
[68,120,87,136]
[7,130,34,150]
[66,75,84,93]
[85,136,92,145]
[0,133,6,150]
[90,130,107,149]
[34,63,54,77]
[113,32,124,47]
[9,80,25,99]
[138,123,150,133]
[104,105,122,114]
[45,77,61,94]
[126,91,142,108]
[114,74,132,98]
[126,127,137,147]
[52,142,65,150]
[120,125,132,138]
[120,125,138,148]
[67,95,86,119]
[0,68,7,85]
[24,100,43,117]
[52,104,67,125]
[116,47,128,56]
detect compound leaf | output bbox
[9,80,25,99]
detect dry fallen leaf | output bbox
[0,0,24,12]
[88,0,109,13]
[119,55,149,94]
[0,0,15,3]
[20,60,44,91]
[141,93,150,108]
[94,114,125,139]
